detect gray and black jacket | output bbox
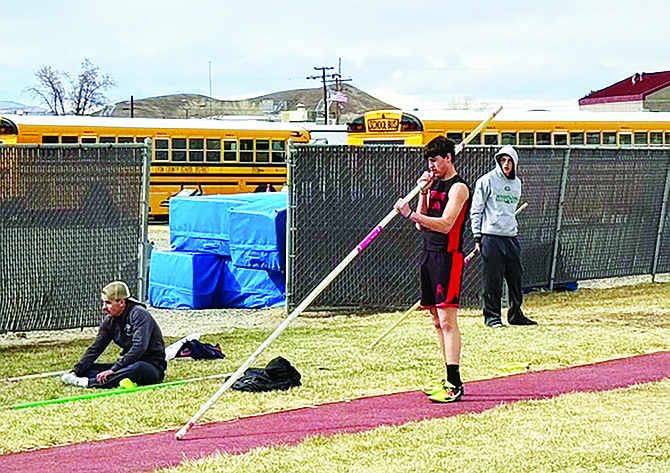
[470,145,522,240]
[74,299,166,375]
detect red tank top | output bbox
[422,174,470,253]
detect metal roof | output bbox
[579,71,670,105]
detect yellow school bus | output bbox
[347,109,670,147]
[0,114,310,217]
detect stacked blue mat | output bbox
[148,192,286,309]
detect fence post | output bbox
[137,139,152,302]
[285,141,296,316]
[651,150,670,282]
[549,148,572,290]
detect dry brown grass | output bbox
[0,280,667,470]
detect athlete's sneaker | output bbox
[61,372,89,388]
[423,379,446,396]
[428,382,464,403]
[119,378,137,389]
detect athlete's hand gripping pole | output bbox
[367,201,528,350]
[175,106,503,440]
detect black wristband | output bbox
[407,210,414,219]
[474,236,482,244]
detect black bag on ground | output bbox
[176,339,225,360]
[232,356,301,392]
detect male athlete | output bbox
[61,281,167,388]
[394,136,470,403]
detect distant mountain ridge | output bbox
[106,84,398,123]
[0,101,46,113]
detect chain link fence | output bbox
[0,144,149,333]
[287,145,670,311]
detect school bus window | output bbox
[650,132,663,145]
[240,139,254,162]
[484,134,498,145]
[0,118,18,135]
[536,132,551,146]
[603,132,617,146]
[172,138,187,161]
[665,133,670,146]
[271,140,286,163]
[206,139,221,162]
[447,132,463,144]
[42,136,59,144]
[223,140,238,162]
[61,136,78,144]
[619,134,632,146]
[501,132,517,145]
[256,140,270,163]
[634,132,648,146]
[570,132,584,145]
[155,138,169,161]
[81,137,97,144]
[470,133,481,145]
[586,132,600,145]
[189,138,204,162]
[519,133,533,145]
[554,134,568,146]
[100,136,116,143]
[118,137,134,144]
[347,116,365,133]
[135,137,147,143]
[400,114,423,132]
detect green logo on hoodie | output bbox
[495,194,518,204]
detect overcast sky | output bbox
[3,0,670,111]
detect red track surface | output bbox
[1,351,668,473]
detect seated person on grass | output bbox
[62,281,166,389]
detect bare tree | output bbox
[25,59,117,115]
[25,66,67,115]
[446,96,489,111]
[69,59,117,115]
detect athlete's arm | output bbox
[415,171,434,229]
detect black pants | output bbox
[481,235,524,324]
[82,361,164,389]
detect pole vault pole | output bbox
[6,371,235,410]
[367,201,529,350]
[0,370,68,383]
[175,105,503,440]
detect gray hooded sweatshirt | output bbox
[470,145,521,239]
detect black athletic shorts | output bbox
[420,250,464,308]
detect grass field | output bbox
[0,280,668,472]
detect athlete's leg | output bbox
[87,361,164,389]
[431,306,460,366]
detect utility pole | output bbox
[307,61,353,125]
[331,58,352,124]
[307,66,334,124]
[209,61,212,97]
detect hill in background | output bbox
[0,100,46,114]
[105,84,398,123]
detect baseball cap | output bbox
[101,281,130,300]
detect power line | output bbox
[307,66,335,124]
[307,61,352,124]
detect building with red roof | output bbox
[579,71,670,112]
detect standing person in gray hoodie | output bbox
[470,145,537,328]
